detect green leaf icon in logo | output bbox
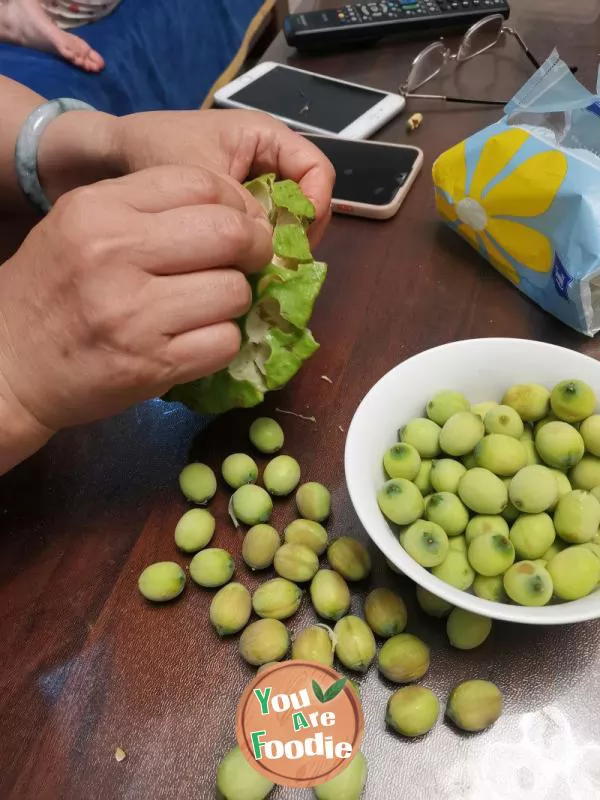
[312,677,347,703]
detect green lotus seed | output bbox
[377,479,424,525]
[535,421,585,470]
[432,550,475,590]
[413,459,434,495]
[364,588,407,638]
[216,746,274,800]
[551,379,597,423]
[503,560,553,606]
[501,478,520,523]
[466,515,509,544]
[554,489,600,543]
[386,686,440,737]
[174,508,215,553]
[378,633,430,683]
[534,412,560,435]
[447,608,492,649]
[209,582,251,636]
[178,463,217,504]
[263,455,301,496]
[467,531,515,576]
[520,426,534,442]
[509,465,558,514]
[439,412,485,457]
[446,680,503,732]
[415,585,453,617]
[327,536,371,581]
[522,440,541,466]
[249,417,284,453]
[274,542,319,582]
[252,577,302,620]
[580,414,600,456]
[569,455,600,491]
[427,390,470,426]
[425,492,469,536]
[549,469,572,509]
[231,484,273,526]
[189,548,234,588]
[473,574,507,602]
[284,519,328,555]
[399,418,441,458]
[547,545,600,600]
[462,452,478,469]
[291,625,334,666]
[239,618,289,665]
[584,542,600,562]
[314,751,367,800]
[541,537,567,561]
[383,443,421,480]
[221,453,258,489]
[503,383,550,422]
[334,615,376,672]
[475,434,528,477]
[242,524,280,570]
[310,569,351,621]
[449,534,467,553]
[400,520,449,567]
[138,561,185,602]
[296,482,331,522]
[471,401,498,421]
[430,458,466,493]
[484,405,524,438]
[458,468,508,514]
[509,513,555,560]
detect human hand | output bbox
[112,109,336,245]
[0,165,272,437]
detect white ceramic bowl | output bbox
[345,338,600,625]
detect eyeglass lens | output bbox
[457,14,504,61]
[405,41,448,93]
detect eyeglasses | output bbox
[400,14,542,107]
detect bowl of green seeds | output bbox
[345,338,600,625]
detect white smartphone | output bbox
[303,134,423,220]
[213,61,405,139]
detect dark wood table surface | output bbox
[3,2,600,798]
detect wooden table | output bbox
[3,2,600,798]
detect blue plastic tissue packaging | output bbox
[432,50,600,337]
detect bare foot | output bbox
[0,0,105,72]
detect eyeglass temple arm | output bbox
[508,27,542,71]
[407,93,508,106]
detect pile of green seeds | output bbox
[378,380,600,607]
[138,415,505,800]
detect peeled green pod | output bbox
[550,380,596,423]
[310,569,351,621]
[386,686,440,737]
[222,453,258,489]
[364,588,407,637]
[383,443,421,481]
[327,537,371,581]
[426,390,470,426]
[415,586,453,617]
[210,583,252,636]
[216,746,274,800]
[230,485,273,527]
[249,417,284,454]
[503,383,550,422]
[263,455,301,496]
[164,177,326,415]
[446,609,492,650]
[334,616,376,672]
[291,625,335,666]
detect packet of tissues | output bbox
[432,51,600,336]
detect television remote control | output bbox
[284,0,510,50]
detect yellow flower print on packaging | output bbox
[432,95,600,338]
